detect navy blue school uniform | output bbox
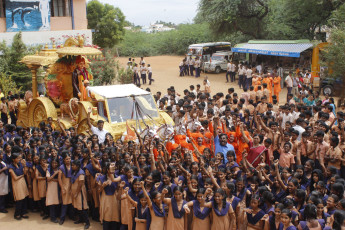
[299,219,325,230]
[278,225,297,230]
[246,209,265,226]
[327,209,336,215]
[230,196,240,211]
[236,188,247,201]
[272,188,286,203]
[3,153,11,165]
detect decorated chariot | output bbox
[18,37,173,139]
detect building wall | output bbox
[0,18,5,33]
[0,29,92,46]
[51,17,73,31]
[73,0,88,30]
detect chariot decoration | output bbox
[18,37,173,138]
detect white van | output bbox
[203,51,232,73]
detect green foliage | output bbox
[87,0,126,48]
[117,68,133,84]
[0,73,22,97]
[328,3,345,27]
[196,0,344,41]
[116,23,237,56]
[196,0,269,39]
[267,0,345,40]
[0,32,38,91]
[321,26,345,84]
[90,49,118,85]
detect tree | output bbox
[196,0,269,39]
[267,0,345,40]
[0,32,38,90]
[90,49,118,85]
[87,0,126,48]
[321,26,345,99]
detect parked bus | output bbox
[188,42,231,64]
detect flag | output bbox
[124,121,137,141]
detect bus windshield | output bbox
[188,47,202,56]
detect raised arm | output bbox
[240,123,250,144]
[124,187,138,207]
[140,181,153,208]
[274,160,287,191]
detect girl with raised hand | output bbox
[58,151,72,225]
[140,180,166,230]
[183,188,211,230]
[124,185,150,230]
[97,162,121,230]
[162,186,187,230]
[46,157,60,223]
[8,152,29,220]
[243,194,267,230]
[71,159,90,229]
[280,209,297,230]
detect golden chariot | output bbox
[18,37,173,139]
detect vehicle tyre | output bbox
[322,85,334,96]
[215,66,221,74]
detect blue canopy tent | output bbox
[232,40,313,58]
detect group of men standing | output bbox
[179,56,201,78]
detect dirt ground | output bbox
[0,56,288,230]
[118,56,288,103]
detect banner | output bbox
[6,0,51,32]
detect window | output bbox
[50,0,71,17]
[0,0,5,18]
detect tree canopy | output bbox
[196,0,345,41]
[87,0,126,48]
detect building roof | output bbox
[232,40,313,58]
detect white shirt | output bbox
[189,58,195,66]
[133,66,138,73]
[293,125,305,141]
[238,66,245,75]
[246,69,253,78]
[285,75,293,87]
[230,64,236,72]
[256,65,262,74]
[91,125,108,144]
[281,113,293,128]
[140,66,147,74]
[227,63,231,72]
[147,67,152,73]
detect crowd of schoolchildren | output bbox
[127,57,155,86]
[2,77,345,230]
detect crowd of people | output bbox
[1,67,345,230]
